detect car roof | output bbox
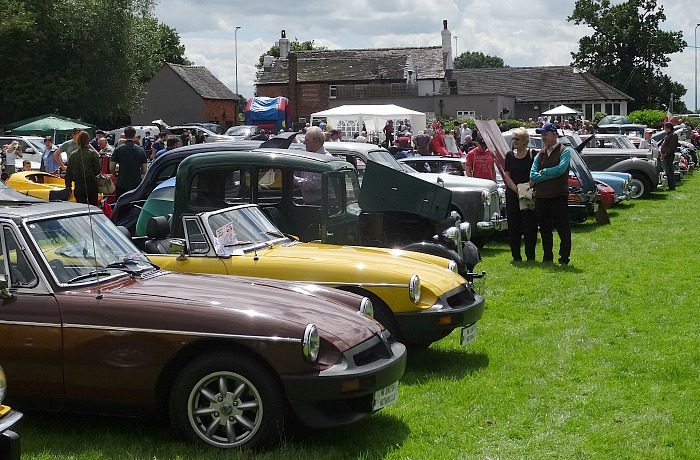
[0,197,96,221]
[399,156,462,162]
[178,147,355,173]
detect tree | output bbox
[568,0,686,112]
[0,0,190,127]
[256,39,326,69]
[454,51,505,69]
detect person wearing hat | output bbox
[638,128,656,152]
[90,129,105,151]
[529,123,571,265]
[330,129,341,142]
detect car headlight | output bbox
[302,324,320,364]
[409,274,421,304]
[459,222,471,241]
[448,260,458,273]
[0,365,6,404]
[359,297,374,318]
[442,226,459,244]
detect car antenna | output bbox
[78,147,104,299]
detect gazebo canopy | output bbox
[541,105,582,116]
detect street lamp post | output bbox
[235,26,242,95]
[695,23,699,113]
[454,36,458,57]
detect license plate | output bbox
[373,381,399,410]
[460,324,478,346]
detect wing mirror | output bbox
[169,239,188,260]
[0,275,12,299]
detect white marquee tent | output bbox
[311,104,427,139]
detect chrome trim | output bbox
[63,323,300,342]
[0,320,61,328]
[302,281,409,288]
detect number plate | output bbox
[460,324,478,346]
[373,381,399,411]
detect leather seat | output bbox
[144,216,171,254]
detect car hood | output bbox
[96,271,381,350]
[259,242,466,293]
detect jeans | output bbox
[536,195,571,263]
[662,155,676,190]
[505,189,537,261]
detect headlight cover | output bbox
[302,324,320,364]
[0,365,6,404]
[448,260,458,273]
[360,297,374,318]
[409,274,421,304]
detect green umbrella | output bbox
[7,114,95,141]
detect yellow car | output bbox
[5,171,74,201]
[144,204,485,348]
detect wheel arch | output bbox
[154,338,282,411]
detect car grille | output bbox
[446,287,476,308]
[351,332,393,367]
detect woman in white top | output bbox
[3,141,22,178]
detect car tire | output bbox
[169,351,285,449]
[628,172,651,199]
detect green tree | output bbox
[0,0,189,127]
[568,0,686,112]
[453,51,505,69]
[256,39,326,69]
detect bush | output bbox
[628,109,666,129]
[592,112,607,128]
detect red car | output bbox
[569,176,615,209]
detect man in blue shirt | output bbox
[529,123,571,265]
[155,137,180,159]
[41,136,61,173]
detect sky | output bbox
[153,0,700,113]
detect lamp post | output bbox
[454,36,458,57]
[235,26,242,95]
[695,23,699,113]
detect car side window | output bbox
[1,226,38,288]
[183,218,209,254]
[293,170,323,206]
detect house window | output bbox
[354,85,366,98]
[456,110,476,119]
[613,103,621,115]
[329,85,337,99]
[605,103,613,115]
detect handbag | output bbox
[96,173,116,195]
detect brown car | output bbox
[0,190,406,449]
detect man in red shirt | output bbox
[465,137,496,181]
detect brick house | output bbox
[132,63,244,129]
[255,21,633,125]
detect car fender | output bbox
[604,158,658,183]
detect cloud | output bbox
[156,0,698,110]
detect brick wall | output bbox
[203,99,237,129]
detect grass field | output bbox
[15,173,700,459]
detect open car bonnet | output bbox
[359,160,452,222]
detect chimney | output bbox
[441,20,454,71]
[279,30,289,59]
[263,55,274,70]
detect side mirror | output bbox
[169,239,187,260]
[0,274,12,299]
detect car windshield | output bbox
[366,150,403,170]
[225,126,253,137]
[26,138,45,152]
[26,212,152,284]
[205,205,289,256]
